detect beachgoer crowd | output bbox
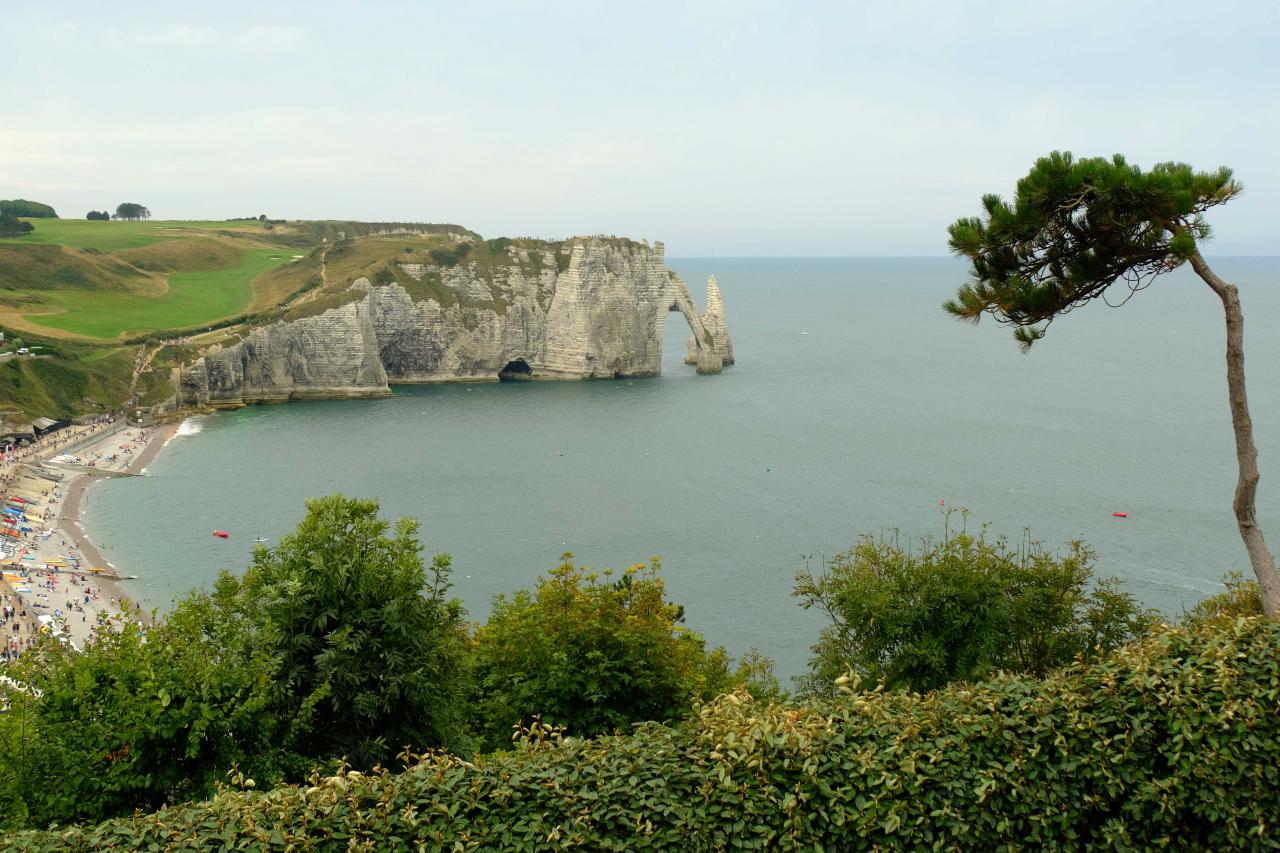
[0,418,155,659]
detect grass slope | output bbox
[24,248,295,339]
[0,219,262,251]
[0,245,150,294]
[0,348,136,418]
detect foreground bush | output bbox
[472,556,735,750]
[795,523,1159,695]
[10,618,1279,851]
[0,496,472,828]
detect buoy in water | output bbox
[1112,512,1128,518]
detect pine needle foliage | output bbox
[944,151,1240,350]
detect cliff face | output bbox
[176,237,732,408]
[176,300,390,407]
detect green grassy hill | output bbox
[1,222,303,339]
[28,247,293,339]
[2,218,259,250]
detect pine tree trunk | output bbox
[1189,251,1280,618]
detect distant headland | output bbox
[0,211,733,428]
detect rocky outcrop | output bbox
[687,274,734,368]
[175,237,732,407]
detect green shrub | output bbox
[795,521,1159,695]
[1183,571,1264,629]
[429,243,471,267]
[0,595,277,829]
[471,556,734,751]
[9,618,1279,850]
[218,495,474,769]
[0,496,473,830]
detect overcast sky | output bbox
[3,1,1277,255]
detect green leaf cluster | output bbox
[471,555,740,751]
[0,594,276,827]
[218,495,474,768]
[944,151,1240,349]
[9,617,1279,850]
[1182,571,1264,630]
[794,521,1159,695]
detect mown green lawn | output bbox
[23,249,293,338]
[1,218,258,251]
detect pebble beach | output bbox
[2,420,177,655]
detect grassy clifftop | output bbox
[0,222,303,340]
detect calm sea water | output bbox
[82,257,1280,680]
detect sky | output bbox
[2,1,1277,255]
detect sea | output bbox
[80,257,1280,681]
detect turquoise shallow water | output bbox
[81,257,1280,680]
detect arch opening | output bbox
[498,358,533,382]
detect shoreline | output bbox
[58,421,181,615]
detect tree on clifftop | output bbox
[945,152,1280,618]
[0,199,57,218]
[114,202,151,221]
[0,212,34,236]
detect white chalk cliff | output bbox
[176,237,733,407]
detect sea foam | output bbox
[175,418,204,437]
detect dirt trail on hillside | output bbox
[281,242,333,312]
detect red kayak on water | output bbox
[212,531,229,538]
[1112,512,1128,518]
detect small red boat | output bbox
[212,531,229,538]
[1112,512,1128,518]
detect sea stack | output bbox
[687,274,734,368]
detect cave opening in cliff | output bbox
[499,359,533,381]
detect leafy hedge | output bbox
[8,619,1280,851]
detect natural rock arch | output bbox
[661,274,732,374]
